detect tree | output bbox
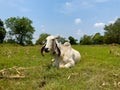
[0,19,6,43]
[80,35,92,45]
[104,18,120,44]
[5,17,35,45]
[36,34,68,45]
[92,33,104,44]
[57,37,68,44]
[36,33,50,45]
[68,36,78,45]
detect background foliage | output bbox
[104,18,120,44]
[0,17,120,45]
[5,17,35,45]
[0,19,6,43]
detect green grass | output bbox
[0,44,120,90]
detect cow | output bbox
[41,35,81,68]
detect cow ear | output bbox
[41,44,46,56]
[55,43,61,56]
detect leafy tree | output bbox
[57,37,68,44]
[68,36,78,45]
[36,34,68,45]
[92,33,104,44]
[80,35,92,45]
[104,18,120,44]
[0,19,6,43]
[5,17,35,45]
[36,33,50,45]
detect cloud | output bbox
[60,1,74,14]
[40,25,46,32]
[108,17,118,24]
[60,0,110,14]
[94,22,105,28]
[95,0,109,3]
[65,2,72,7]
[108,20,115,24]
[40,25,45,28]
[94,17,118,28]
[75,18,81,25]
[75,29,84,36]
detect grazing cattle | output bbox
[41,35,81,68]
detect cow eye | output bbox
[52,39,55,41]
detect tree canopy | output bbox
[80,35,92,45]
[36,33,50,45]
[0,19,6,43]
[68,36,78,45]
[104,18,120,44]
[92,33,104,44]
[5,17,35,45]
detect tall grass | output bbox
[0,44,120,90]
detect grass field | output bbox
[0,44,120,90]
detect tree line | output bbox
[36,18,120,45]
[80,18,120,45]
[0,17,120,45]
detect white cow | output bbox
[41,35,81,68]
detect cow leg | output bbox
[52,59,59,68]
[59,59,75,68]
[65,60,75,68]
[59,63,65,68]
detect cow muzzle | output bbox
[44,48,49,52]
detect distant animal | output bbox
[41,35,81,68]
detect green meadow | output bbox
[0,44,120,90]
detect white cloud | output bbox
[65,2,72,7]
[60,0,110,14]
[75,18,81,25]
[60,1,74,14]
[95,0,109,3]
[75,29,84,36]
[94,17,117,29]
[108,17,118,24]
[108,20,115,24]
[40,25,45,32]
[40,25,45,28]
[94,22,105,28]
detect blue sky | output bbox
[0,0,120,42]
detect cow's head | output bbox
[41,35,61,56]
